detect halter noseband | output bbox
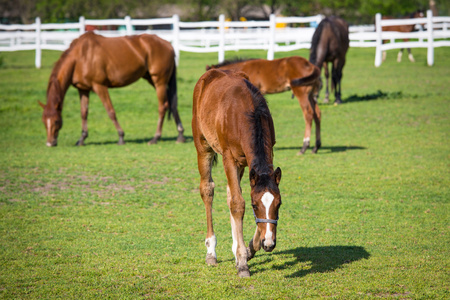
[253,210,278,225]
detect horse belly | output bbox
[106,64,146,87]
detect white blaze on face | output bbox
[47,118,52,137]
[46,118,53,147]
[261,192,275,243]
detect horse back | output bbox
[70,32,174,88]
[192,69,260,160]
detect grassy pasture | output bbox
[0,46,449,299]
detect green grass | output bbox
[0,46,449,299]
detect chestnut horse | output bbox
[207,56,322,155]
[309,16,349,104]
[381,10,424,63]
[192,69,282,277]
[39,31,185,147]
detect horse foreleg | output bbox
[76,89,90,146]
[148,84,169,145]
[93,84,125,145]
[323,62,330,103]
[407,48,415,62]
[197,146,217,266]
[223,155,250,277]
[397,48,404,62]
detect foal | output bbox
[207,56,322,154]
[192,69,282,277]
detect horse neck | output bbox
[46,56,74,111]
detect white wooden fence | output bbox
[375,10,450,66]
[0,14,323,68]
[0,11,449,69]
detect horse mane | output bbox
[208,58,256,69]
[244,80,275,174]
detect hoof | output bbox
[117,141,125,145]
[296,151,304,156]
[237,266,250,278]
[176,136,186,144]
[334,99,343,105]
[75,141,84,146]
[147,138,158,145]
[205,254,217,266]
[323,98,329,104]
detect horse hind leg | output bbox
[93,84,125,145]
[332,61,344,104]
[323,62,330,103]
[311,98,321,154]
[76,89,90,146]
[148,82,169,145]
[293,88,313,155]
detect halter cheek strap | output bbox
[253,210,278,225]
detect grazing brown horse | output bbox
[207,56,322,155]
[192,69,282,277]
[381,10,424,63]
[309,16,349,104]
[39,31,185,147]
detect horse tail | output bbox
[309,19,329,65]
[290,65,321,87]
[166,62,177,120]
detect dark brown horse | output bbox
[207,56,322,155]
[309,16,349,104]
[381,10,424,63]
[192,69,282,277]
[39,31,185,147]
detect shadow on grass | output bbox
[84,135,194,146]
[343,90,404,103]
[274,145,366,153]
[252,245,370,278]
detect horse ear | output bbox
[38,101,46,109]
[274,167,282,185]
[205,65,211,71]
[249,168,258,187]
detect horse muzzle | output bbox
[46,139,57,147]
[261,238,276,252]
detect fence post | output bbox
[267,14,276,60]
[218,14,225,63]
[374,13,382,67]
[79,16,85,35]
[125,16,132,35]
[172,14,180,66]
[427,10,434,66]
[35,17,41,69]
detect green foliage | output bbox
[0,47,449,298]
[8,0,450,24]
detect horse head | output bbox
[39,100,62,147]
[249,167,282,252]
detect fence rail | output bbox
[1,12,449,68]
[374,10,450,66]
